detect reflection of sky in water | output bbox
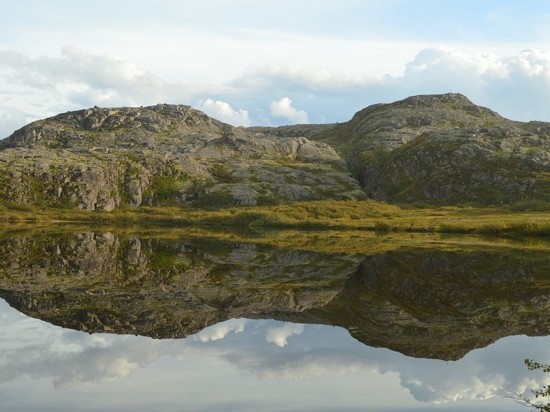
[1,299,548,412]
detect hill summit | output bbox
[1,94,549,210]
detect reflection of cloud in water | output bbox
[0,331,157,389]
[265,323,304,347]
[195,318,247,343]
[0,299,549,405]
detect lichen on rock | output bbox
[1,94,549,209]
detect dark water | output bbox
[0,229,549,411]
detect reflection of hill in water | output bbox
[0,230,548,360]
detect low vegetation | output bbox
[514,359,550,411]
[2,199,550,239]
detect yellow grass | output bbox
[1,199,550,238]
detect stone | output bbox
[0,95,549,209]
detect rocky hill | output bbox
[310,93,550,204]
[1,94,549,209]
[0,104,363,210]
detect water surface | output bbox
[0,228,548,411]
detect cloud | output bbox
[3,46,550,130]
[0,106,28,138]
[232,65,371,93]
[269,97,309,124]
[0,47,190,113]
[393,47,550,121]
[1,295,550,409]
[198,99,251,126]
[195,318,248,343]
[265,323,304,347]
[229,48,550,124]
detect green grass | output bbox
[1,199,550,238]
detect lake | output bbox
[0,228,549,411]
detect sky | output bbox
[1,1,550,138]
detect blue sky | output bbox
[1,1,550,137]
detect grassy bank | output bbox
[1,199,550,238]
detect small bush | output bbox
[476,223,507,236]
[438,223,472,234]
[508,223,550,237]
[373,222,393,232]
[509,200,550,212]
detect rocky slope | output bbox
[310,93,550,204]
[1,230,548,360]
[0,105,363,210]
[1,94,549,208]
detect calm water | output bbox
[0,229,549,411]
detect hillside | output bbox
[0,94,549,209]
[309,93,550,204]
[0,104,363,210]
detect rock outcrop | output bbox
[0,104,363,210]
[311,93,550,204]
[1,94,549,208]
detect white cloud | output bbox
[196,318,248,343]
[382,47,550,121]
[269,97,309,124]
[198,98,250,126]
[0,106,28,138]
[265,322,304,347]
[232,65,373,93]
[0,47,190,114]
[3,46,550,129]
[1,296,550,409]
[232,48,550,123]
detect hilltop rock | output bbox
[1,94,549,208]
[311,93,550,204]
[0,105,364,210]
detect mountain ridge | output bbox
[1,93,549,209]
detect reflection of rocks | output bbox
[127,237,142,265]
[294,249,550,360]
[0,231,549,360]
[0,231,358,338]
[230,243,257,263]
